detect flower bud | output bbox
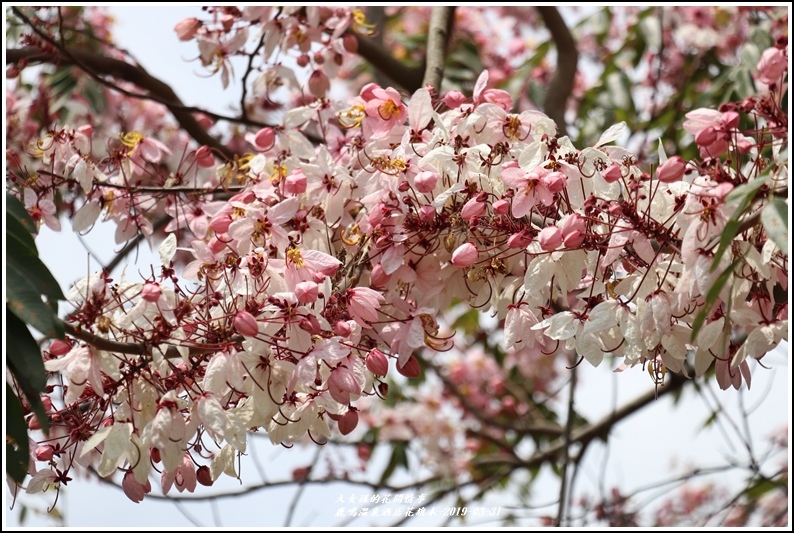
[174,17,201,41]
[451,242,479,267]
[538,226,562,251]
[333,320,352,337]
[308,69,330,97]
[123,471,151,503]
[507,229,532,249]
[49,339,72,356]
[342,33,358,54]
[461,197,486,221]
[492,199,510,215]
[196,465,213,486]
[366,349,389,376]
[370,263,391,288]
[397,355,421,378]
[35,445,54,461]
[195,146,215,167]
[234,311,259,337]
[443,90,467,109]
[419,204,436,223]
[141,282,162,303]
[295,281,319,304]
[601,164,623,183]
[543,171,567,193]
[253,127,275,150]
[695,126,718,147]
[721,110,740,130]
[414,171,438,193]
[299,315,322,335]
[338,409,359,435]
[560,214,586,249]
[657,155,686,183]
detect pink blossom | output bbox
[141,282,162,303]
[162,454,197,495]
[757,46,787,84]
[502,166,554,218]
[444,90,467,109]
[451,242,479,267]
[195,146,215,167]
[364,86,407,137]
[461,196,486,221]
[348,287,385,327]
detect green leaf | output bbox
[6,192,38,235]
[7,310,50,434]
[6,261,64,339]
[452,308,480,336]
[6,384,31,483]
[761,197,788,255]
[6,207,38,256]
[691,257,742,341]
[712,177,768,270]
[378,440,408,485]
[7,234,65,305]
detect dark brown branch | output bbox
[351,33,424,92]
[537,7,578,137]
[7,13,234,160]
[422,7,456,90]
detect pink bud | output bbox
[313,51,325,65]
[285,170,307,195]
[443,90,467,109]
[461,197,486,222]
[299,315,322,335]
[141,282,161,303]
[538,226,562,251]
[414,171,438,193]
[77,124,93,138]
[507,229,532,249]
[209,213,232,234]
[366,349,389,376]
[234,311,259,337]
[419,204,436,223]
[195,146,215,167]
[338,409,359,435]
[397,355,421,378]
[695,126,719,147]
[308,69,330,97]
[122,471,151,503]
[342,33,358,54]
[657,155,686,183]
[151,448,161,463]
[42,395,53,412]
[333,320,352,337]
[35,445,54,461]
[601,164,623,183]
[174,18,201,41]
[27,415,40,430]
[296,54,310,68]
[295,281,319,304]
[492,199,510,215]
[757,46,787,84]
[721,110,740,130]
[451,242,479,267]
[220,14,234,32]
[370,263,391,288]
[292,466,311,481]
[543,171,567,193]
[49,339,71,356]
[208,236,226,254]
[736,138,753,154]
[253,127,275,150]
[196,465,213,486]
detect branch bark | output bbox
[537,7,578,137]
[422,6,456,90]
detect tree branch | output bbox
[537,7,578,137]
[351,33,424,92]
[422,7,456,90]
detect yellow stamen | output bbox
[119,131,143,149]
[352,9,376,35]
[337,105,366,129]
[286,248,305,269]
